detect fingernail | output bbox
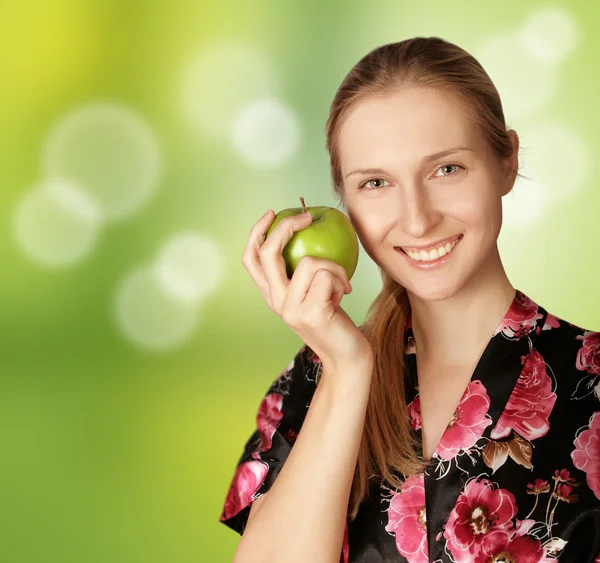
[263,209,272,218]
[298,212,311,218]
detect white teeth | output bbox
[405,237,460,262]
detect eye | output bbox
[358,177,391,190]
[433,163,465,178]
[358,164,465,191]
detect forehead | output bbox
[338,88,481,173]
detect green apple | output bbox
[265,197,359,282]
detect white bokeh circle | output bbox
[43,102,162,222]
[231,97,301,167]
[521,6,579,64]
[114,265,200,352]
[13,178,102,268]
[153,231,225,304]
[180,40,278,140]
[502,177,551,230]
[520,123,590,203]
[474,30,558,121]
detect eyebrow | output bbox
[344,146,475,180]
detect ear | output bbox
[501,130,520,196]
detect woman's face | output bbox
[338,87,518,301]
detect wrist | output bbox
[318,359,373,398]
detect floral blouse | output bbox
[219,289,600,562]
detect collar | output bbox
[402,288,550,439]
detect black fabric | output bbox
[219,289,600,562]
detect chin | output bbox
[409,285,460,302]
[402,277,466,303]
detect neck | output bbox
[407,246,516,368]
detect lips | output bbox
[397,234,463,254]
[394,234,463,269]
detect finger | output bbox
[329,275,345,311]
[331,289,344,311]
[301,269,345,321]
[241,209,276,305]
[284,257,347,316]
[260,213,313,313]
[285,255,352,309]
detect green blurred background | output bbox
[2,0,599,561]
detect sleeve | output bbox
[218,343,322,535]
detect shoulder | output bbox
[259,344,323,439]
[532,309,600,419]
[533,309,599,377]
[528,312,600,508]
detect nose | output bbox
[398,186,443,239]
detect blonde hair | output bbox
[323,36,526,521]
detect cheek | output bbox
[348,209,382,239]
[355,223,385,254]
[447,188,502,228]
[348,216,390,263]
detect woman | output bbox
[219,37,600,562]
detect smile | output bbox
[395,234,463,268]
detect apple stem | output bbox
[299,197,307,213]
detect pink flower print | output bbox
[407,397,421,431]
[513,517,536,537]
[494,291,544,340]
[340,521,349,563]
[576,331,600,375]
[490,349,557,441]
[527,479,550,495]
[408,381,492,461]
[220,460,269,521]
[385,473,428,563]
[541,312,561,332]
[542,313,560,330]
[444,478,518,563]
[251,393,283,459]
[473,527,545,563]
[284,428,299,444]
[305,345,322,365]
[571,411,600,499]
[525,480,550,521]
[544,537,568,557]
[277,357,296,380]
[572,332,600,400]
[553,483,579,503]
[552,468,578,484]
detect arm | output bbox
[232,359,373,563]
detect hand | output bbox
[242,210,374,377]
